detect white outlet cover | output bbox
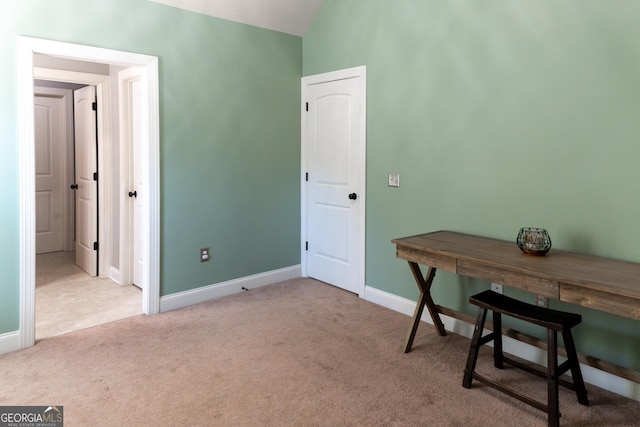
[388,172,400,187]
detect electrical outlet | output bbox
[200,247,210,262]
[388,172,400,187]
[491,283,503,294]
[537,294,549,307]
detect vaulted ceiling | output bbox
[149,0,325,36]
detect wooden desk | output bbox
[392,230,640,354]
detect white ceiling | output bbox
[149,0,324,36]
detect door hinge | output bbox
[93,172,98,181]
[305,102,308,112]
[92,101,97,111]
[305,241,308,251]
[305,172,308,182]
[93,241,99,251]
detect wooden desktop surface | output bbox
[392,230,640,320]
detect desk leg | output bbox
[404,262,446,353]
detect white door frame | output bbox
[17,36,161,349]
[301,66,367,297]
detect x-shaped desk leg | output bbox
[404,262,446,353]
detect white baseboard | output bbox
[109,266,122,285]
[160,265,302,313]
[0,331,22,355]
[363,284,640,402]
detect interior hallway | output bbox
[36,251,142,340]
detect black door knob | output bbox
[70,184,78,190]
[348,193,357,200]
[128,191,137,198]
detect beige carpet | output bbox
[2,278,639,426]
[36,251,142,340]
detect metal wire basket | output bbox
[516,227,551,256]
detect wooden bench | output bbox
[462,290,589,427]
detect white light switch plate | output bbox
[388,172,400,187]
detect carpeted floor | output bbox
[2,278,639,426]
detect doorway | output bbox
[17,37,161,350]
[33,80,142,340]
[301,66,367,297]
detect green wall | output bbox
[0,1,301,332]
[304,0,640,371]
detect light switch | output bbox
[388,172,400,187]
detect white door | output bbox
[131,79,149,289]
[119,67,149,293]
[130,77,147,291]
[34,95,65,254]
[74,85,98,276]
[303,68,366,295]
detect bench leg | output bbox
[562,330,589,406]
[463,306,488,388]
[493,312,503,369]
[547,329,560,427]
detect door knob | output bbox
[70,184,78,190]
[128,191,137,198]
[348,193,358,200]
